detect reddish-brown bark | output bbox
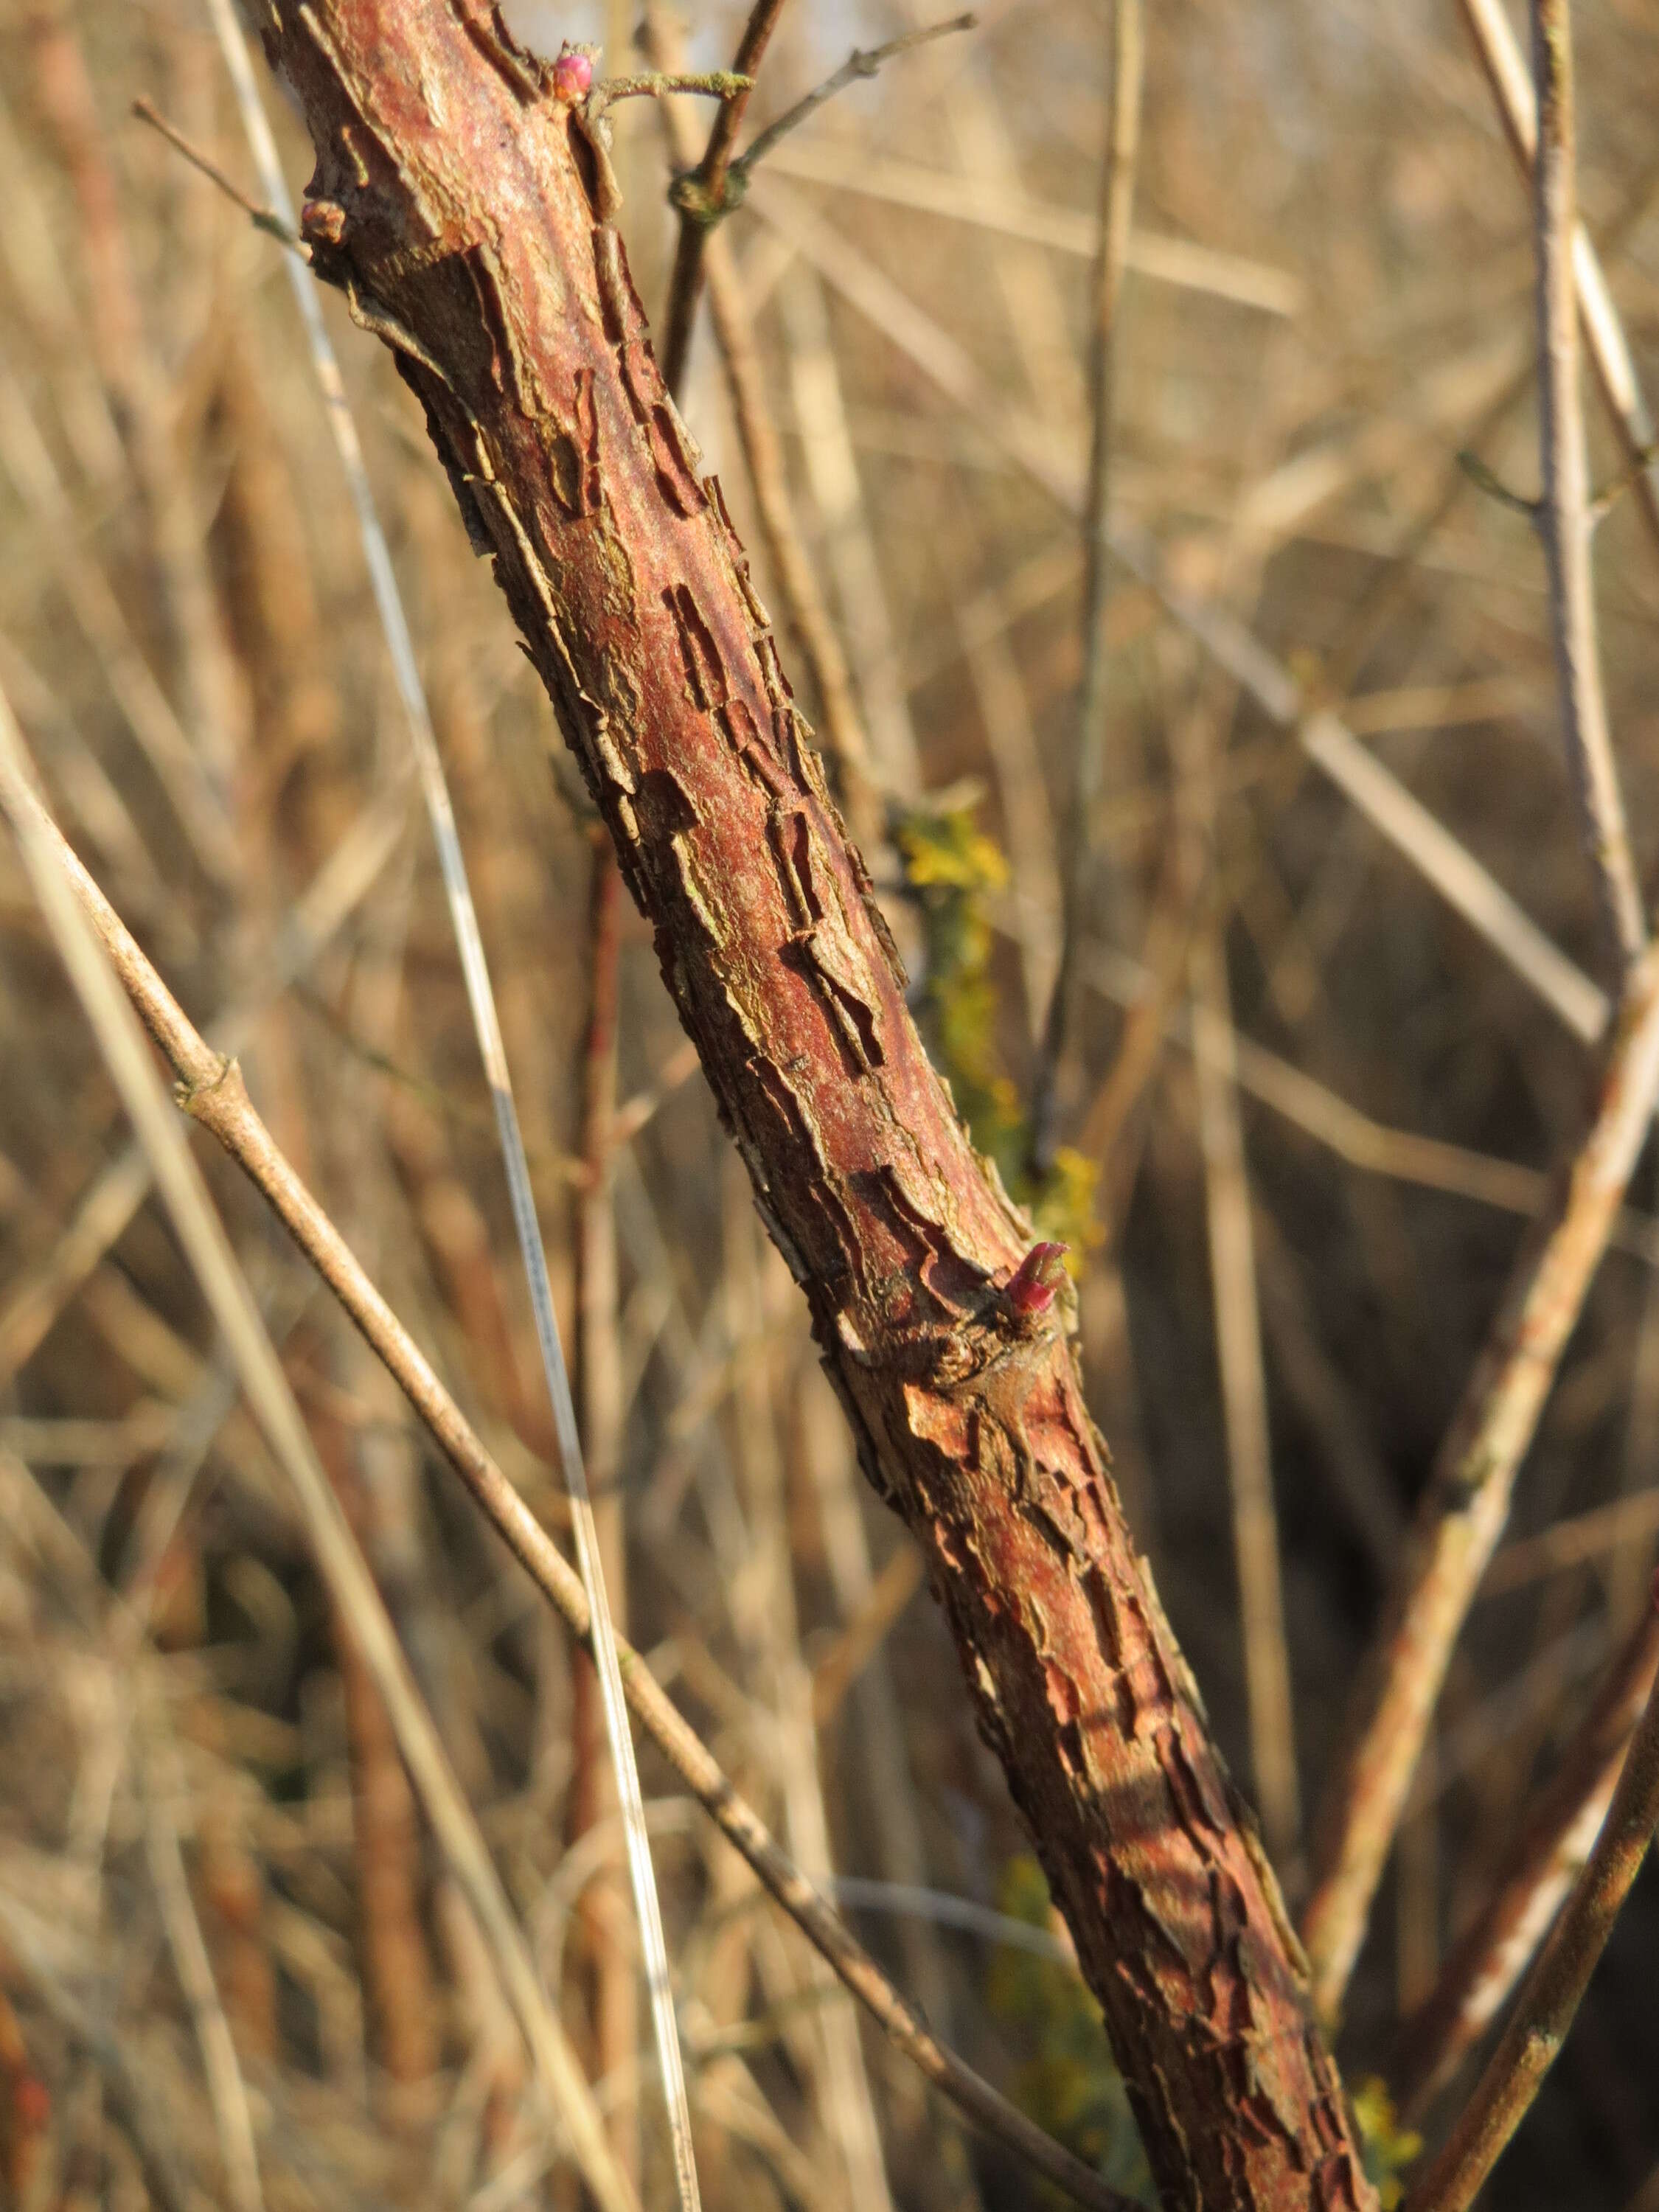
[251,6,1374,2202]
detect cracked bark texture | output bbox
[251,7,1374,2205]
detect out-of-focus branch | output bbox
[1394,1601,1659,2116]
[1529,0,1645,974]
[1455,0,1659,560]
[0,751,1131,2212]
[1031,0,1143,1175]
[1301,942,1659,2019]
[1400,1583,1659,2212]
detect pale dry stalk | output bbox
[1529,0,1646,973]
[1400,1588,1659,2212]
[1301,941,1659,2018]
[1032,0,1144,1171]
[1455,0,1659,557]
[568,835,639,2191]
[1189,914,1301,1864]
[1394,1599,1659,2116]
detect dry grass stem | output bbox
[757,136,1304,316]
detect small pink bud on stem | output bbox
[1004,1241,1070,1318]
[552,44,594,102]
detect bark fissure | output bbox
[256,7,1374,2203]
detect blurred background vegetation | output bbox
[1,0,1658,2204]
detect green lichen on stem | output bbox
[894,799,1100,1256]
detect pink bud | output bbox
[552,45,594,102]
[13,2074,49,2130]
[1004,1241,1069,1317]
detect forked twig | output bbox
[658,7,975,395]
[1301,942,1659,2019]
[657,0,789,398]
[0,754,1133,2212]
[1400,1582,1659,2212]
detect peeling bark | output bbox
[250,7,1374,2203]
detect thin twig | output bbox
[657,10,975,395]
[0,754,1135,2212]
[1031,0,1143,1173]
[1529,0,1646,974]
[1400,1582,1659,2212]
[568,837,638,2191]
[1301,942,1659,2020]
[1394,1601,1659,2117]
[129,97,299,247]
[590,69,753,116]
[204,5,700,2199]
[1455,0,1659,560]
[0,684,638,2212]
[658,0,790,399]
[731,15,976,189]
